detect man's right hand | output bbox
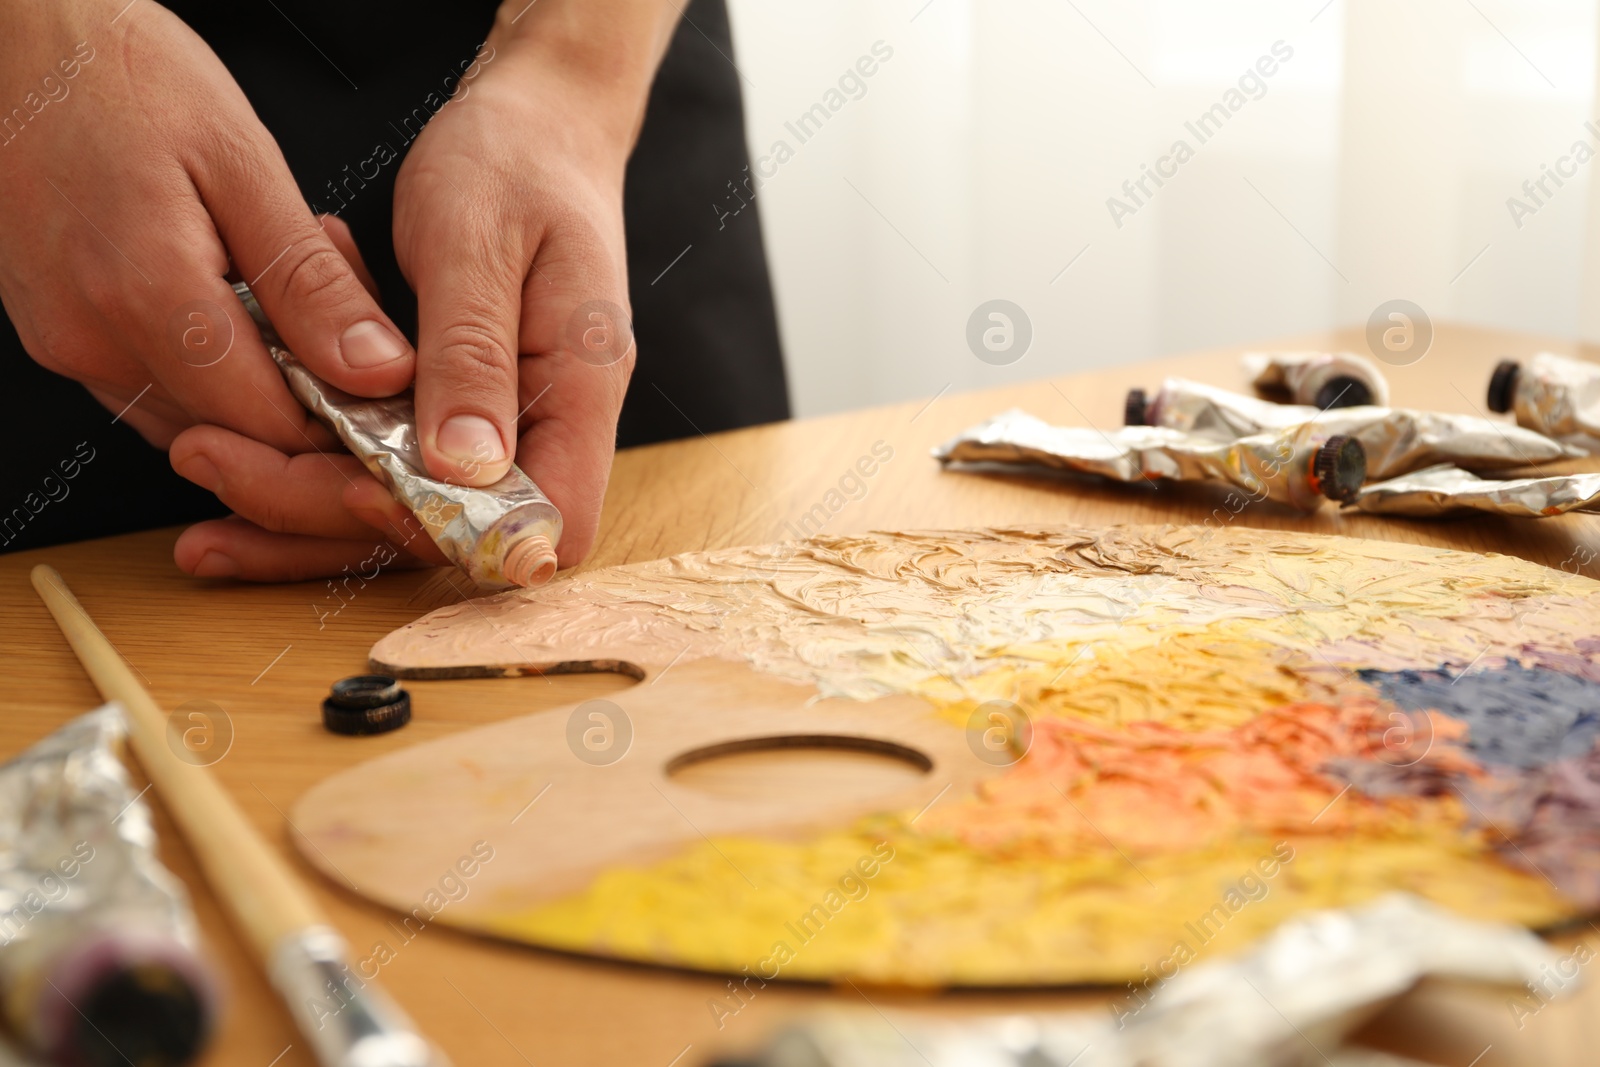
[0,1,414,457]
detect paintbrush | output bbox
[30,565,447,1067]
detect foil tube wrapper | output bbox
[1243,350,1391,409]
[933,410,1361,511]
[726,895,1564,1067]
[1142,377,1579,479]
[1349,463,1600,518]
[1501,352,1600,454]
[231,282,562,590]
[0,706,217,1062]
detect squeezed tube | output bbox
[1242,350,1390,409]
[933,409,1366,511]
[232,282,562,590]
[1488,352,1600,454]
[1349,463,1600,518]
[1127,377,1578,479]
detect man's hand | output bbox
[0,2,415,466]
[392,38,640,568]
[171,0,681,579]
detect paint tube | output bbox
[933,409,1366,511]
[1489,352,1600,454]
[714,895,1561,1067]
[0,706,219,1066]
[1349,463,1600,518]
[231,282,562,590]
[1127,377,1579,479]
[1242,350,1390,408]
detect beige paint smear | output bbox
[374,524,1592,702]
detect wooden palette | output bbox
[293,525,1600,986]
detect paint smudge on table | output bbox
[384,525,1600,985]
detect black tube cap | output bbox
[1313,375,1373,410]
[1124,387,1148,426]
[323,675,411,735]
[73,964,210,1067]
[1487,359,1521,414]
[1313,434,1366,503]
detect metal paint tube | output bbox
[1349,463,1600,518]
[1242,350,1390,409]
[710,895,1561,1067]
[0,706,219,1067]
[1128,377,1579,479]
[231,282,562,590]
[933,409,1366,511]
[1488,352,1600,454]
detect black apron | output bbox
[0,0,787,552]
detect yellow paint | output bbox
[930,624,1331,731]
[486,828,1567,986]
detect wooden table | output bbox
[5,321,1599,1067]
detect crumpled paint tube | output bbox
[713,894,1565,1067]
[1126,377,1578,479]
[1489,352,1600,454]
[1243,350,1390,409]
[0,706,219,1067]
[231,281,562,590]
[933,409,1366,511]
[1348,463,1600,518]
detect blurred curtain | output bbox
[726,0,1599,416]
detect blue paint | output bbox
[1359,663,1600,769]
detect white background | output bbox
[724,0,1600,417]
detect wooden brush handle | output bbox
[30,565,325,960]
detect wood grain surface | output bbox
[4,321,1600,1066]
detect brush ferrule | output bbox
[269,926,446,1067]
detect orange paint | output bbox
[924,701,1476,855]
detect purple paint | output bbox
[1527,643,1600,685]
[1320,756,1455,800]
[1359,663,1600,769]
[1463,738,1600,907]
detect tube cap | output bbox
[39,931,218,1067]
[1313,375,1373,410]
[1313,434,1367,503]
[1124,388,1148,426]
[1487,359,1521,414]
[323,675,411,735]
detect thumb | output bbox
[191,133,414,398]
[410,230,522,486]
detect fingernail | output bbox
[340,320,407,367]
[436,414,507,474]
[192,551,238,578]
[177,454,222,493]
